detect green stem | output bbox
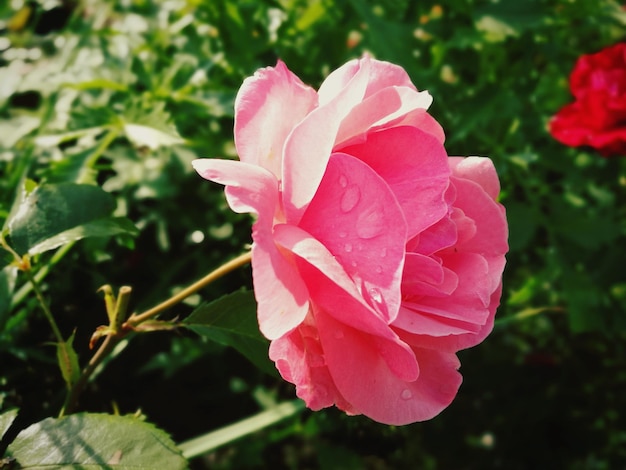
[79,128,119,183]
[126,250,252,327]
[63,250,252,414]
[494,306,565,329]
[178,400,305,459]
[24,269,64,344]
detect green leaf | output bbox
[123,123,185,150]
[56,332,80,389]
[27,217,139,255]
[6,413,188,469]
[34,126,108,148]
[183,290,276,376]
[0,408,19,441]
[7,183,117,255]
[0,115,41,149]
[122,101,184,150]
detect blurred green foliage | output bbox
[0,0,625,468]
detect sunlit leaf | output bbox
[27,217,138,255]
[34,126,108,148]
[122,101,184,150]
[6,413,187,469]
[7,183,117,255]
[0,115,41,148]
[123,123,184,150]
[0,408,18,440]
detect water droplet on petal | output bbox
[339,174,348,188]
[344,243,353,253]
[334,330,344,340]
[356,205,384,239]
[401,389,412,400]
[340,185,360,213]
[339,231,348,238]
[381,248,387,258]
[357,243,363,251]
[375,265,383,273]
[369,287,383,304]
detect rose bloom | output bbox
[193,57,508,425]
[549,42,626,157]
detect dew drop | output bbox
[340,185,360,213]
[339,231,348,238]
[368,287,383,304]
[338,174,348,188]
[401,389,412,400]
[344,243,353,253]
[375,265,383,273]
[380,247,388,258]
[356,206,384,239]
[334,330,344,340]
[356,243,363,252]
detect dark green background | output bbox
[1,0,625,468]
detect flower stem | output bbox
[63,250,253,414]
[126,250,252,327]
[24,269,65,345]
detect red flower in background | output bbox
[550,42,626,157]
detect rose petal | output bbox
[298,152,407,322]
[282,59,371,222]
[192,158,278,220]
[192,158,310,340]
[317,310,461,425]
[317,55,418,105]
[398,283,502,352]
[394,304,481,337]
[334,86,433,148]
[341,126,451,239]
[234,60,318,178]
[449,175,508,257]
[274,223,400,325]
[448,156,501,201]
[269,318,348,411]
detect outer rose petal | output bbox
[448,156,501,201]
[268,319,351,412]
[334,86,433,148]
[191,158,310,340]
[318,55,418,105]
[316,309,461,425]
[282,59,371,222]
[234,60,318,178]
[251,233,310,340]
[449,175,508,258]
[191,159,277,220]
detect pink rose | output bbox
[193,57,508,425]
[549,42,626,157]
